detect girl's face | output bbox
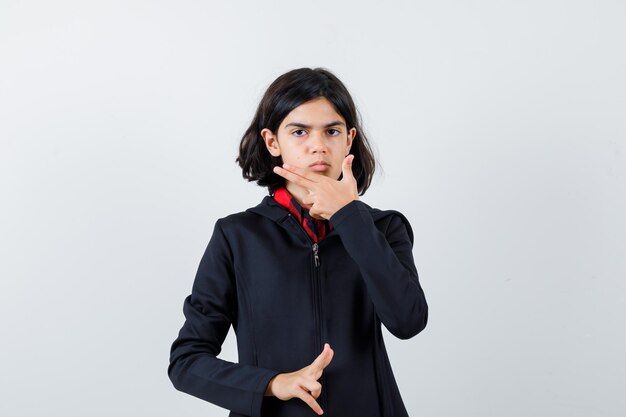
[261,97,356,183]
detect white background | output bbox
[1,1,624,416]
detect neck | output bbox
[285,182,312,209]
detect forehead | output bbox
[280,97,345,127]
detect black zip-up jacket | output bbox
[168,196,428,417]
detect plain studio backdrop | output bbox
[1,1,624,416]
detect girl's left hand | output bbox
[273,154,359,221]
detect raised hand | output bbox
[264,343,335,415]
[273,154,359,220]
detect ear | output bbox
[346,127,357,154]
[261,128,281,157]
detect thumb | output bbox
[341,154,355,182]
[310,343,334,373]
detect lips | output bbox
[309,161,330,167]
[309,161,330,172]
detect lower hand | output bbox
[264,343,334,415]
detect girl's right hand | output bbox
[264,343,334,415]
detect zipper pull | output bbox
[312,243,320,267]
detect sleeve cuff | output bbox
[329,199,368,228]
[251,369,282,417]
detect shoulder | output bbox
[213,210,260,233]
[218,210,257,224]
[213,196,285,236]
[367,204,415,246]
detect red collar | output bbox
[273,187,333,243]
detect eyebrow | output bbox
[284,121,346,129]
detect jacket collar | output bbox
[246,195,414,245]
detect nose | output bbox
[309,131,327,153]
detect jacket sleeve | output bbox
[329,200,428,339]
[168,219,281,417]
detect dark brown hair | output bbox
[236,67,376,195]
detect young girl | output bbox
[168,68,428,417]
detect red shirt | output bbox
[273,187,333,243]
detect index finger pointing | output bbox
[273,166,315,189]
[296,388,324,415]
[282,163,328,182]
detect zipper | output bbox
[311,242,328,415]
[287,214,328,414]
[312,242,320,267]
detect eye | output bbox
[292,129,307,137]
[327,128,340,136]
